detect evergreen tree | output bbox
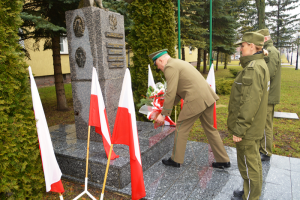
[127,0,176,120]
[238,0,258,35]
[173,0,206,61]
[20,0,81,111]
[0,0,45,198]
[198,0,238,73]
[256,0,266,29]
[267,0,300,48]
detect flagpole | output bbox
[178,0,181,59]
[59,193,64,200]
[175,106,177,123]
[100,144,113,200]
[73,126,97,200]
[209,0,213,70]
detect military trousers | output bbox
[237,139,262,200]
[260,104,275,156]
[171,104,230,164]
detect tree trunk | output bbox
[197,48,201,71]
[256,0,266,29]
[181,47,185,60]
[224,53,228,69]
[276,0,280,48]
[216,49,219,70]
[203,50,207,73]
[52,36,68,111]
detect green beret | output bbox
[234,32,264,46]
[256,29,270,36]
[148,49,168,65]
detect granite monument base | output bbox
[50,121,175,189]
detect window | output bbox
[189,46,192,54]
[60,37,69,54]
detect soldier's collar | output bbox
[240,53,264,68]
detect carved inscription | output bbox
[106,43,124,49]
[108,56,124,62]
[105,32,123,39]
[108,49,123,55]
[73,16,85,37]
[109,15,117,31]
[109,63,124,68]
[75,47,86,68]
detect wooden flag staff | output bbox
[73,126,97,200]
[100,144,114,200]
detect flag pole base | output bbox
[73,177,96,200]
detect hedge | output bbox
[0,1,45,199]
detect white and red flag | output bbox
[112,69,146,200]
[206,64,217,128]
[89,68,119,160]
[28,67,64,194]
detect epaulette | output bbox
[247,60,256,69]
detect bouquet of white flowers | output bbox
[138,81,175,128]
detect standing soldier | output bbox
[256,29,281,161]
[229,32,270,200]
[148,49,231,169]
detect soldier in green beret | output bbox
[148,49,230,169]
[229,32,270,200]
[256,29,281,162]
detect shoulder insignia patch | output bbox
[248,60,255,69]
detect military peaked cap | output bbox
[256,29,270,36]
[148,49,168,65]
[234,32,264,46]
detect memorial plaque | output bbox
[107,56,124,62]
[73,16,85,37]
[105,32,123,39]
[108,49,123,55]
[75,47,86,68]
[106,43,124,48]
[109,62,124,68]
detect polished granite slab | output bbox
[50,122,175,189]
[50,124,300,199]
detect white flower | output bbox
[155,82,164,90]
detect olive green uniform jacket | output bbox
[227,53,270,140]
[264,39,281,105]
[161,58,219,121]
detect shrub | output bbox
[128,0,176,121]
[0,1,45,199]
[229,68,240,78]
[216,78,234,95]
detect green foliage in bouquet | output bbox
[128,0,176,121]
[0,1,45,199]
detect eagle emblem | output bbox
[109,15,117,31]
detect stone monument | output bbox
[66,6,126,142]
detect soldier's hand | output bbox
[233,135,242,143]
[155,114,165,125]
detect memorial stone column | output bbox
[66,7,126,141]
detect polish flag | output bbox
[112,69,146,200]
[89,68,119,160]
[28,67,64,193]
[148,64,157,90]
[206,64,217,128]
